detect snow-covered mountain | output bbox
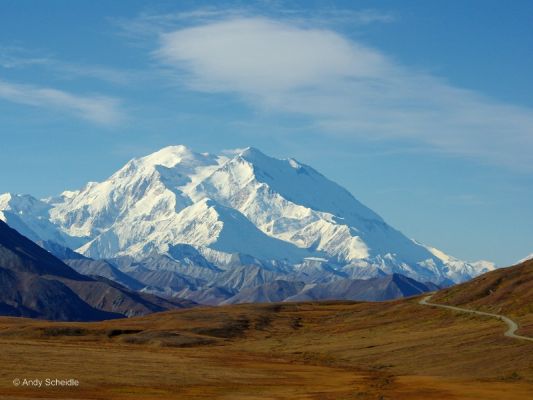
[0,145,494,287]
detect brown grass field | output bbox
[0,295,532,400]
[434,260,533,337]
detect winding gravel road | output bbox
[419,294,533,342]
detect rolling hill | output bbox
[432,259,533,335]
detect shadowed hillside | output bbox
[0,220,194,321]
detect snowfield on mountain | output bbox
[0,145,496,294]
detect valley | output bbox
[0,288,532,399]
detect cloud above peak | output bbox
[156,18,387,93]
[154,17,533,170]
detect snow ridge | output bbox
[0,145,495,285]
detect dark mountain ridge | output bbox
[0,220,193,321]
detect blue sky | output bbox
[1,0,532,265]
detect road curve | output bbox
[419,294,533,342]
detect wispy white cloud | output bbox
[114,7,394,39]
[349,9,395,24]
[48,63,133,85]
[156,18,387,92]
[153,17,533,170]
[0,47,139,85]
[0,80,123,125]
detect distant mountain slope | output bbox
[0,221,193,321]
[37,239,88,260]
[222,280,306,304]
[0,145,495,285]
[65,259,146,291]
[288,273,435,302]
[220,274,435,305]
[0,193,83,249]
[36,240,147,291]
[0,220,86,280]
[175,286,236,306]
[432,259,533,318]
[0,266,118,321]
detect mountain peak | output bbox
[236,146,268,161]
[140,145,198,168]
[0,145,495,285]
